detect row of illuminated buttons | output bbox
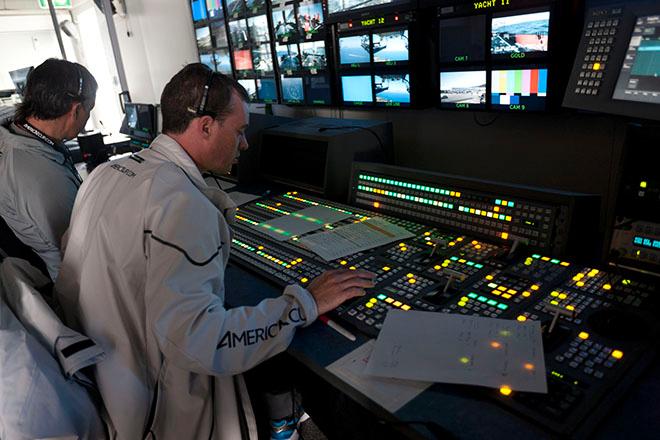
[368,295,412,311]
[358,174,459,197]
[586,18,619,30]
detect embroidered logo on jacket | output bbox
[110,163,136,177]
[217,307,306,349]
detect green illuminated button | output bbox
[497,304,508,310]
[487,299,497,306]
[377,294,387,300]
[468,292,478,299]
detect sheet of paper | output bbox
[226,191,260,206]
[252,205,351,241]
[327,340,432,413]
[365,311,547,393]
[298,217,415,261]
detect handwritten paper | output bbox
[298,217,415,261]
[365,311,547,393]
[252,206,351,241]
[326,340,432,412]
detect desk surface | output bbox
[225,264,660,439]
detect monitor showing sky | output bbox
[491,11,550,55]
[440,71,486,105]
[339,34,370,65]
[373,29,408,63]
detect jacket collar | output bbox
[0,123,67,166]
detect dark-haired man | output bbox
[0,58,97,280]
[56,64,374,439]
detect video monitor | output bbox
[276,44,302,71]
[298,2,324,38]
[300,41,327,70]
[439,70,487,109]
[8,66,32,95]
[247,15,269,44]
[238,79,258,101]
[233,49,254,70]
[281,76,305,103]
[272,6,298,42]
[372,29,408,64]
[191,0,208,22]
[229,20,249,48]
[438,15,486,63]
[339,34,371,66]
[491,68,547,111]
[306,75,332,105]
[206,0,223,19]
[257,78,278,102]
[210,21,228,48]
[122,103,156,141]
[341,74,373,104]
[375,73,410,105]
[491,10,550,57]
[196,26,212,52]
[327,0,399,17]
[200,53,216,70]
[214,49,232,74]
[613,15,660,105]
[226,0,246,18]
[245,0,267,14]
[252,44,274,73]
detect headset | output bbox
[65,64,84,101]
[188,67,218,119]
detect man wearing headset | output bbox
[0,59,97,280]
[56,63,374,439]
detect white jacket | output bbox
[55,134,319,440]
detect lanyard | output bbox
[19,121,83,186]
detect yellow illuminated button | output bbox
[576,281,585,287]
[408,278,417,284]
[407,273,414,278]
[393,301,402,307]
[499,385,512,396]
[297,258,303,262]
[531,285,540,291]
[300,278,308,283]
[566,305,575,311]
[558,293,567,300]
[522,291,531,297]
[603,283,612,290]
[458,301,467,307]
[578,331,589,340]
[370,298,378,303]
[385,297,394,304]
[373,201,380,208]
[517,315,527,322]
[401,247,408,251]
[401,305,411,311]
[258,246,264,250]
[424,231,431,236]
[486,275,494,280]
[365,302,374,308]
[399,242,406,247]
[349,266,356,270]
[640,181,647,189]
[502,294,512,299]
[612,350,623,359]
[340,260,347,265]
[434,265,441,270]
[593,62,601,70]
[501,232,509,240]
[382,266,391,271]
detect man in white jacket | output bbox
[55,64,374,439]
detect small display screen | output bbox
[229,20,249,48]
[233,49,254,70]
[328,0,398,16]
[245,0,266,13]
[339,34,370,65]
[372,29,408,64]
[252,44,274,73]
[210,21,228,48]
[491,68,547,111]
[215,49,232,74]
[257,78,278,102]
[281,76,305,102]
[124,104,155,140]
[306,75,332,105]
[342,75,373,104]
[440,70,487,108]
[226,0,246,18]
[439,15,486,63]
[613,14,660,105]
[206,0,223,19]
[276,44,302,71]
[191,0,208,22]
[238,79,257,101]
[196,26,212,51]
[298,2,324,38]
[300,40,327,70]
[272,7,298,41]
[375,73,410,105]
[247,15,270,44]
[491,10,550,56]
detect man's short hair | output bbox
[161,63,249,134]
[14,59,98,122]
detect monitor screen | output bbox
[298,2,324,38]
[491,68,547,111]
[238,79,257,101]
[229,20,249,48]
[247,15,269,44]
[8,67,33,95]
[276,44,302,71]
[260,135,327,191]
[211,21,229,48]
[341,75,373,104]
[438,15,486,63]
[206,0,223,19]
[226,0,246,18]
[306,75,332,105]
[339,34,370,65]
[281,76,305,103]
[328,0,399,17]
[252,44,274,73]
[300,40,327,70]
[257,78,278,102]
[214,49,232,74]
[122,103,156,141]
[245,0,266,14]
[439,70,487,108]
[196,26,212,51]
[372,29,408,64]
[491,10,550,57]
[613,14,660,105]
[233,49,254,70]
[191,0,208,22]
[375,73,410,105]
[272,6,298,41]
[200,53,216,70]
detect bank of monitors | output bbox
[326,0,412,23]
[437,1,554,112]
[190,0,233,75]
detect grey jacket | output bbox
[55,134,319,439]
[0,123,80,280]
